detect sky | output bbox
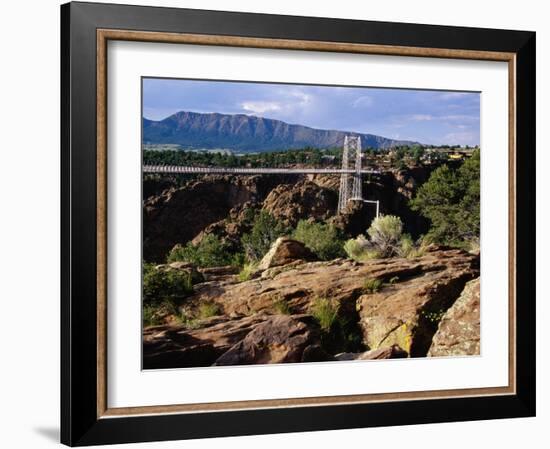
[142,78,480,146]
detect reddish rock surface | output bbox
[262,180,337,227]
[214,315,319,366]
[256,237,317,271]
[143,248,479,368]
[428,278,480,357]
[357,248,478,357]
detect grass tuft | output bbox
[363,278,384,293]
[197,302,222,319]
[310,297,339,332]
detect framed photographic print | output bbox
[61,1,536,446]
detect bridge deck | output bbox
[143,165,381,175]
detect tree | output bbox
[241,211,289,261]
[412,146,425,163]
[410,150,480,245]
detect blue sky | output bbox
[143,78,480,146]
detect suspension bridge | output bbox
[143,136,380,214]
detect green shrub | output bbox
[310,297,339,331]
[343,235,382,261]
[363,278,383,293]
[197,302,222,319]
[293,220,345,260]
[175,310,201,329]
[311,297,365,354]
[230,252,246,268]
[272,297,291,315]
[367,215,404,257]
[143,263,193,306]
[143,304,164,327]
[241,210,289,261]
[167,234,233,268]
[343,235,368,259]
[237,263,256,282]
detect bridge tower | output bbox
[337,135,362,213]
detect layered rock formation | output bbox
[143,247,480,369]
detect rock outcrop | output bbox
[143,175,296,262]
[256,237,317,271]
[262,180,337,227]
[165,261,204,284]
[189,248,478,321]
[214,315,319,366]
[428,278,480,357]
[143,248,479,368]
[143,314,270,369]
[357,248,478,357]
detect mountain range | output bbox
[142,111,418,152]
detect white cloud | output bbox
[289,90,312,104]
[240,101,282,114]
[410,114,433,121]
[352,95,374,108]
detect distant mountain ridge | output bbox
[143,111,418,152]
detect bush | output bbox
[343,235,382,261]
[410,150,480,246]
[143,263,193,306]
[310,297,339,331]
[398,233,427,259]
[237,263,256,282]
[343,235,369,259]
[310,297,365,354]
[167,234,233,268]
[363,278,383,293]
[367,215,404,257]
[272,297,292,315]
[241,210,289,261]
[293,220,345,260]
[143,304,164,327]
[197,302,222,319]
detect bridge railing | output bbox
[142,165,380,175]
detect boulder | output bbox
[256,237,317,271]
[165,261,204,283]
[428,278,480,357]
[143,314,267,369]
[214,315,319,366]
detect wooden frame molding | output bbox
[96,28,517,419]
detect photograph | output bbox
[141,78,481,369]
